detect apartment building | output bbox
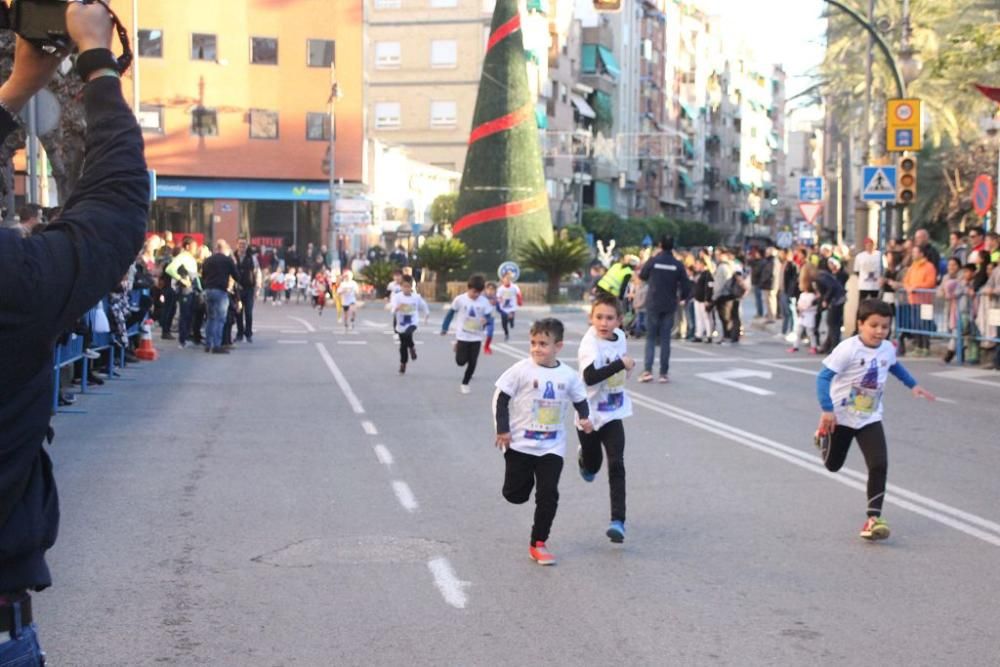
[120,0,363,250]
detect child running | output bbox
[789,284,819,353]
[338,270,360,331]
[815,299,935,541]
[576,292,635,543]
[391,275,430,374]
[496,272,522,341]
[311,270,329,315]
[494,318,592,565]
[440,274,494,394]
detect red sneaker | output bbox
[528,541,556,565]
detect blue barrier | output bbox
[52,334,85,412]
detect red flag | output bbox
[975,84,1000,104]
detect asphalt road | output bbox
[36,298,1000,666]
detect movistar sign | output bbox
[155,178,332,201]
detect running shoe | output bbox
[658,374,670,383]
[638,371,653,383]
[860,516,890,540]
[787,347,798,353]
[578,447,595,482]
[529,541,556,565]
[813,430,830,460]
[460,384,471,394]
[809,346,819,354]
[399,363,406,374]
[409,346,417,361]
[606,520,625,543]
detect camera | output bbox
[0,0,75,55]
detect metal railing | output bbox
[887,287,1000,363]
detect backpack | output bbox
[724,273,747,299]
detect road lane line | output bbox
[374,444,394,466]
[361,421,378,435]
[277,340,308,344]
[391,480,418,512]
[337,341,368,345]
[493,341,1000,546]
[752,359,818,376]
[315,343,365,414]
[279,330,309,334]
[288,316,317,333]
[427,557,469,609]
[673,342,719,357]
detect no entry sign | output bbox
[972,174,994,218]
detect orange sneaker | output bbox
[860,516,890,541]
[528,541,556,565]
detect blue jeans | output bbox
[177,292,194,344]
[0,601,44,667]
[782,296,796,335]
[205,289,229,350]
[753,287,764,318]
[644,310,675,375]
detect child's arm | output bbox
[418,297,431,323]
[582,359,629,386]
[889,362,936,400]
[816,367,838,433]
[573,399,593,433]
[495,391,512,450]
[440,308,456,334]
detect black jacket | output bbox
[202,253,241,291]
[235,251,258,289]
[0,77,148,592]
[638,250,692,313]
[816,271,846,307]
[692,270,714,302]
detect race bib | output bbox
[524,398,562,440]
[847,385,880,417]
[463,316,482,333]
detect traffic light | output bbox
[593,0,622,11]
[896,155,917,204]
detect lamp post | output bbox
[327,61,341,263]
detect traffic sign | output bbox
[861,166,897,202]
[497,261,521,281]
[973,174,994,217]
[798,202,823,225]
[776,230,794,248]
[887,99,922,151]
[799,177,823,202]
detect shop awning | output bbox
[581,44,598,74]
[526,0,548,12]
[680,102,699,120]
[597,45,620,79]
[571,94,596,119]
[156,178,334,201]
[535,108,548,129]
[594,181,614,210]
[679,172,694,189]
[682,138,695,158]
[727,176,740,192]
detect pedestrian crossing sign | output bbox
[861,166,897,202]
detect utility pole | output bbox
[132,0,140,120]
[327,60,340,262]
[855,0,876,248]
[26,97,38,204]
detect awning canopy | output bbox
[679,172,695,189]
[581,44,598,74]
[535,108,548,129]
[680,103,699,120]
[594,181,614,210]
[682,138,695,158]
[571,94,596,119]
[596,45,620,79]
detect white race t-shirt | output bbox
[577,326,633,429]
[450,293,493,342]
[391,291,429,333]
[822,336,897,429]
[496,284,521,313]
[387,281,402,297]
[796,292,818,329]
[854,250,883,292]
[494,359,588,458]
[338,280,359,306]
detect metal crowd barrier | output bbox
[888,287,1000,363]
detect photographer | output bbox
[0,3,148,663]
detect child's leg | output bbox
[531,454,564,545]
[601,420,626,523]
[854,421,888,517]
[502,449,535,506]
[823,425,855,472]
[509,312,515,329]
[577,426,604,475]
[455,340,470,367]
[462,341,481,384]
[501,311,510,338]
[398,331,410,364]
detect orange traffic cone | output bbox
[135,319,159,361]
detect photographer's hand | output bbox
[0,37,62,114]
[67,0,115,55]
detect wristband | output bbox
[76,48,120,81]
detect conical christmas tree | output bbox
[454,0,553,274]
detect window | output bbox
[138,29,162,57]
[138,105,164,133]
[191,33,217,61]
[307,112,333,141]
[308,39,335,67]
[248,109,279,139]
[191,107,218,136]
[430,101,457,128]
[250,37,278,65]
[374,102,401,129]
[374,0,401,7]
[431,0,458,6]
[431,40,457,68]
[375,41,400,69]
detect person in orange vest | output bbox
[894,244,938,356]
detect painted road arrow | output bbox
[695,369,774,396]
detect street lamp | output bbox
[327,61,342,264]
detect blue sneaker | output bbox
[606,520,625,543]
[578,447,595,482]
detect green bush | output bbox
[359,260,397,298]
[418,235,470,300]
[519,236,591,303]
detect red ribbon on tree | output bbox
[975,84,1000,104]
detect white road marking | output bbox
[751,359,818,376]
[673,342,719,357]
[374,444,394,466]
[337,341,368,345]
[493,341,1000,546]
[696,369,775,396]
[362,421,378,435]
[427,557,470,609]
[288,316,317,333]
[391,480,419,512]
[315,343,365,414]
[279,330,309,334]
[277,340,308,344]
[931,368,1000,389]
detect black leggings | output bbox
[455,340,481,384]
[398,326,415,364]
[502,449,563,544]
[577,419,626,522]
[824,421,888,517]
[500,310,514,337]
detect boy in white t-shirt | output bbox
[788,287,819,354]
[816,300,935,541]
[337,270,360,331]
[296,268,310,303]
[576,292,635,543]
[440,274,494,393]
[494,318,593,565]
[284,267,297,302]
[390,275,430,374]
[496,272,522,341]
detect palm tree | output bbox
[418,236,469,301]
[519,236,591,303]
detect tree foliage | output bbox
[417,235,469,300]
[518,235,591,303]
[430,193,459,232]
[359,260,397,298]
